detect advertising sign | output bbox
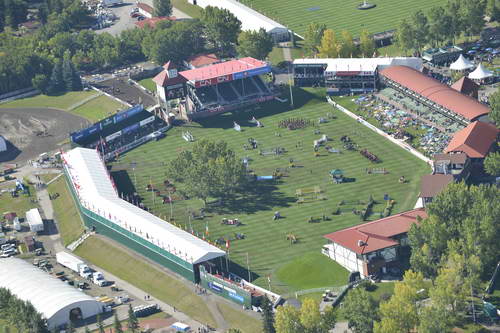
[208,282,222,293]
[113,105,143,124]
[228,292,244,303]
[139,116,155,127]
[87,123,100,135]
[194,74,234,88]
[105,131,122,142]
[122,123,139,134]
[233,65,271,80]
[100,117,114,129]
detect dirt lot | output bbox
[93,78,156,107]
[0,108,88,164]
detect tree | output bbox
[275,305,301,333]
[62,50,74,92]
[97,314,105,333]
[84,326,90,333]
[166,140,247,205]
[359,30,375,57]
[127,304,139,332]
[427,6,451,47]
[488,85,500,125]
[460,0,486,37]
[4,0,28,29]
[227,330,242,333]
[417,304,454,333]
[342,288,378,333]
[395,19,415,55]
[201,6,241,55]
[338,30,356,57]
[445,0,464,44]
[38,1,49,24]
[261,296,276,333]
[484,151,500,176]
[317,29,338,58]
[486,0,500,21]
[0,0,4,32]
[153,0,172,17]
[303,23,326,57]
[113,313,123,333]
[47,59,63,95]
[374,271,426,333]
[237,28,273,60]
[32,74,49,94]
[410,10,428,53]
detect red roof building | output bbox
[134,16,176,29]
[137,2,154,18]
[445,121,499,159]
[451,76,479,99]
[185,53,220,69]
[379,65,490,122]
[322,209,427,277]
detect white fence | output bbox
[326,96,432,165]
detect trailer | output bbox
[26,208,44,233]
[56,252,92,279]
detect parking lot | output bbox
[93,77,157,107]
[96,0,191,36]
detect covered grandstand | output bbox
[0,258,102,329]
[154,57,275,119]
[293,57,422,95]
[62,147,226,282]
[189,0,289,42]
[379,65,490,124]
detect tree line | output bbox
[395,0,497,55]
[303,23,376,58]
[0,2,273,95]
[0,287,48,333]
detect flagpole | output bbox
[246,252,251,282]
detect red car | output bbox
[130,12,141,18]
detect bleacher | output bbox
[217,82,238,102]
[197,86,218,105]
[252,76,269,93]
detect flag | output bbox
[205,222,209,236]
[226,239,230,249]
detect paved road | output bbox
[97,0,191,36]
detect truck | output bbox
[92,272,106,287]
[56,252,92,279]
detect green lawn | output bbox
[276,252,349,291]
[0,91,98,111]
[215,302,262,333]
[75,236,217,328]
[138,78,156,92]
[171,0,202,18]
[47,177,85,246]
[109,87,430,294]
[238,0,442,37]
[0,182,37,217]
[268,47,285,65]
[71,95,125,122]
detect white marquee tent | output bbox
[191,0,290,42]
[293,57,423,74]
[450,54,474,71]
[0,258,102,329]
[0,135,6,152]
[468,63,493,80]
[63,147,225,264]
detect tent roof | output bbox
[63,148,225,264]
[450,54,474,70]
[0,258,102,321]
[294,57,422,74]
[468,63,494,80]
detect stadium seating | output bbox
[197,86,218,105]
[252,76,270,93]
[217,82,238,102]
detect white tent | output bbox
[468,63,493,80]
[0,135,6,152]
[450,54,474,71]
[26,208,44,232]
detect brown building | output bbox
[420,174,454,207]
[445,121,499,161]
[451,76,479,99]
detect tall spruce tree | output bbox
[62,50,73,92]
[153,0,172,17]
[48,59,63,94]
[127,304,139,332]
[114,313,123,333]
[261,296,276,333]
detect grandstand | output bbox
[293,57,422,95]
[69,105,170,161]
[154,57,276,120]
[379,66,490,124]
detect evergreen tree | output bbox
[97,314,105,333]
[62,50,73,92]
[114,313,123,333]
[261,296,275,333]
[153,0,172,17]
[47,59,63,94]
[39,1,49,24]
[127,304,139,332]
[0,0,5,32]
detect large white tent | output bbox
[449,54,474,71]
[293,57,423,74]
[0,135,6,152]
[0,258,102,329]
[468,63,494,80]
[63,147,225,264]
[191,0,289,41]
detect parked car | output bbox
[137,16,146,21]
[130,12,141,18]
